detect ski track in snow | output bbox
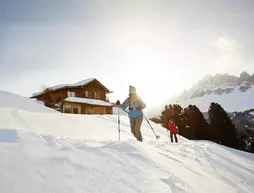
[0,105,253,192]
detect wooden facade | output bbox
[30,79,113,115]
[62,101,113,115]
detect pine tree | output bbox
[171,104,185,131]
[184,105,208,140]
[159,104,185,133]
[236,135,248,151]
[249,137,254,153]
[181,106,194,139]
[192,105,209,140]
[150,117,162,124]
[178,110,190,138]
[208,102,237,148]
[42,88,55,108]
[159,104,209,141]
[208,103,221,142]
[183,105,209,140]
[160,105,171,128]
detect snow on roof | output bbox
[32,78,96,97]
[71,78,95,87]
[64,97,114,107]
[49,84,69,90]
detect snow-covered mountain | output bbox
[170,71,254,112]
[0,90,253,193]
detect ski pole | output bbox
[167,130,170,142]
[119,107,160,140]
[144,115,160,140]
[118,107,120,141]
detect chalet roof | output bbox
[64,97,114,107]
[70,78,95,87]
[31,78,111,98]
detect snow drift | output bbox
[0,90,253,193]
[0,90,57,113]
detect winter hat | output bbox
[129,85,136,94]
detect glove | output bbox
[116,100,120,106]
[136,105,143,110]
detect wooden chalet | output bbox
[30,78,114,115]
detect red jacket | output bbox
[167,123,177,134]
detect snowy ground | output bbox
[0,90,58,113]
[0,91,254,193]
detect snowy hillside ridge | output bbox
[0,90,58,113]
[0,107,253,193]
[170,71,254,112]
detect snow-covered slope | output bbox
[0,91,253,192]
[0,90,57,113]
[170,72,254,112]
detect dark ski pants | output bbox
[170,132,178,143]
[130,116,143,141]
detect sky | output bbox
[1,0,254,113]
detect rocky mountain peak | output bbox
[196,72,253,89]
[239,71,251,81]
[194,73,238,90]
[169,71,254,114]
[179,71,254,100]
[251,73,254,83]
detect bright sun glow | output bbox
[109,49,196,109]
[107,25,203,109]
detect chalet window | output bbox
[68,91,75,97]
[85,91,88,97]
[64,108,72,113]
[73,108,79,114]
[92,92,100,99]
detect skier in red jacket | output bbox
[167,120,178,143]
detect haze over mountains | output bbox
[168,71,254,113]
